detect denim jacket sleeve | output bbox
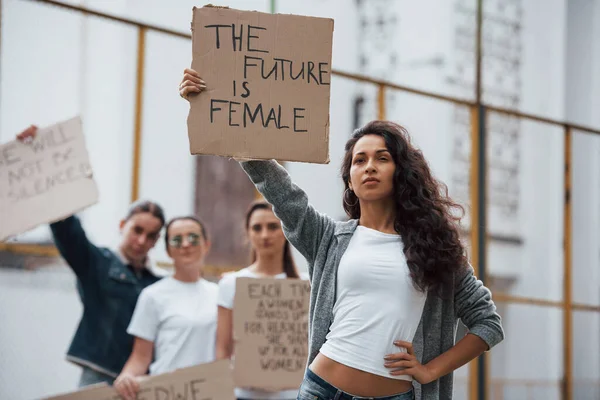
[50,215,99,284]
[239,160,335,265]
[454,265,505,350]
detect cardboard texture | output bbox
[43,359,235,400]
[0,117,98,241]
[233,278,310,391]
[188,6,334,164]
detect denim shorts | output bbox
[297,369,414,400]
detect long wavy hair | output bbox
[341,121,467,297]
[245,201,299,279]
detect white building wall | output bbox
[566,1,600,398]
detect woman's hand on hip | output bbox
[384,340,436,385]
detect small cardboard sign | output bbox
[187,6,334,163]
[43,359,235,400]
[232,278,310,391]
[0,117,98,241]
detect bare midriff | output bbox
[309,352,413,397]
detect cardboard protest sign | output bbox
[0,117,98,241]
[233,278,310,391]
[188,6,334,164]
[43,359,235,400]
[42,383,113,400]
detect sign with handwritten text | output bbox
[187,6,334,163]
[43,360,235,400]
[0,117,98,241]
[233,277,310,390]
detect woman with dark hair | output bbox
[181,70,503,400]
[115,216,218,400]
[17,126,168,388]
[216,201,302,400]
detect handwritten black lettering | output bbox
[189,379,205,400]
[273,58,292,81]
[232,23,243,51]
[244,55,261,79]
[257,309,289,320]
[273,346,288,356]
[8,160,44,186]
[294,108,308,132]
[265,107,278,128]
[288,333,307,346]
[319,62,330,85]
[210,99,229,123]
[307,61,319,85]
[212,100,304,131]
[0,143,20,167]
[154,386,170,400]
[249,282,282,299]
[259,358,305,372]
[266,333,282,345]
[262,62,278,80]
[267,321,307,334]
[277,105,290,129]
[150,381,207,400]
[290,282,311,296]
[7,163,88,203]
[205,23,269,53]
[291,62,305,80]
[31,126,74,153]
[204,24,230,49]
[229,101,241,127]
[247,25,268,53]
[244,103,265,127]
[243,56,327,85]
[258,299,304,310]
[292,345,308,357]
[241,81,251,98]
[52,148,73,166]
[245,321,264,334]
[246,282,310,380]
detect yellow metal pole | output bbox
[378,84,386,120]
[563,126,573,400]
[469,104,481,400]
[131,27,146,203]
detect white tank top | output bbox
[319,226,427,381]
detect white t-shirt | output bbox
[319,226,427,381]
[127,277,218,375]
[218,267,306,400]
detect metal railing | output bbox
[1,0,600,399]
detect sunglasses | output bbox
[168,233,202,248]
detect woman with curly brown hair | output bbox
[180,69,503,400]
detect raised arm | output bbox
[179,68,335,266]
[239,160,334,265]
[50,216,98,283]
[17,126,98,283]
